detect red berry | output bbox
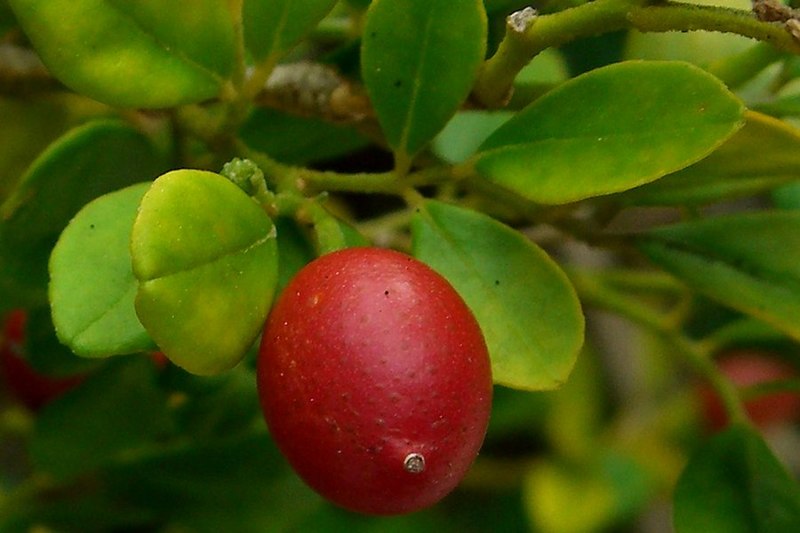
[257,247,492,515]
[1,310,83,411]
[699,350,800,431]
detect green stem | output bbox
[628,3,800,53]
[569,269,750,426]
[227,0,247,94]
[473,0,643,107]
[238,141,455,195]
[473,0,800,107]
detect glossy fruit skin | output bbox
[1,310,83,411]
[700,350,800,431]
[257,247,492,515]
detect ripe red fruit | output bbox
[1,310,83,411]
[699,350,800,431]
[257,247,492,515]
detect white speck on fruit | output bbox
[403,453,425,474]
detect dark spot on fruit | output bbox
[394,79,403,88]
[384,290,390,296]
[494,279,500,286]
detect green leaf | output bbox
[524,452,653,533]
[25,306,102,377]
[0,97,70,202]
[8,0,233,107]
[31,357,173,481]
[50,183,155,358]
[167,366,263,440]
[0,1,16,37]
[432,111,512,164]
[674,424,800,532]
[640,211,800,342]
[243,0,338,61]
[624,111,800,206]
[624,0,754,67]
[0,120,164,312]
[509,48,570,108]
[411,200,583,390]
[312,212,369,255]
[105,429,322,533]
[361,0,487,162]
[131,170,278,376]
[475,61,745,204]
[240,108,368,165]
[274,217,315,295]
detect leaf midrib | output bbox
[137,228,275,282]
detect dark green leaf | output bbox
[240,108,368,165]
[31,357,173,480]
[411,200,583,390]
[0,97,70,202]
[50,183,155,358]
[0,0,16,36]
[8,0,233,107]
[674,424,800,532]
[361,0,487,162]
[24,306,102,377]
[105,430,322,533]
[475,61,745,204]
[131,170,279,375]
[274,217,315,295]
[624,111,800,206]
[0,120,163,312]
[640,211,800,342]
[166,365,262,440]
[243,0,338,61]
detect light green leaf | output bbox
[640,211,800,342]
[624,0,754,67]
[243,0,338,61]
[8,0,233,107]
[313,213,369,255]
[361,0,487,162]
[432,111,513,164]
[624,111,800,206]
[131,170,278,376]
[50,183,155,358]
[411,200,583,390]
[0,120,164,311]
[674,424,800,532]
[475,61,745,204]
[510,48,570,107]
